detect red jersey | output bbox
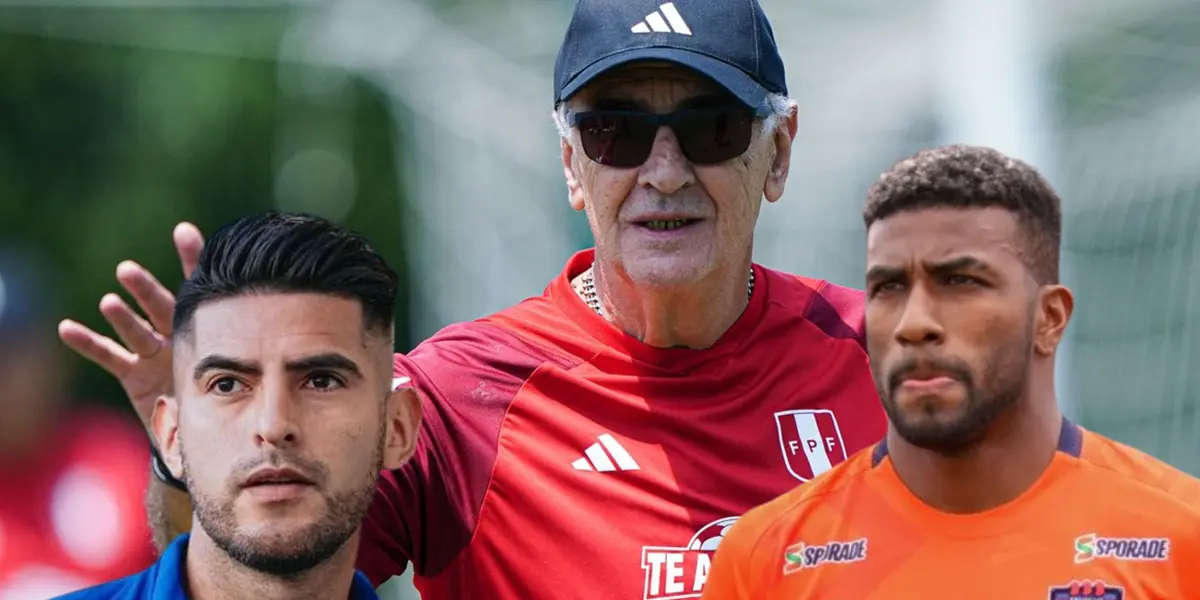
[702,420,1200,600]
[0,408,156,599]
[359,249,888,599]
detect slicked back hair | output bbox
[173,212,398,342]
[863,144,1063,285]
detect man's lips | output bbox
[239,467,317,503]
[896,376,959,393]
[240,467,314,488]
[893,364,963,394]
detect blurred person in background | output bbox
[61,212,421,600]
[0,245,155,599]
[702,146,1200,599]
[58,0,887,598]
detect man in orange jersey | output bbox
[702,144,1200,600]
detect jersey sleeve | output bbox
[805,280,866,351]
[1181,523,1200,598]
[355,355,441,584]
[1074,432,1200,597]
[356,322,549,586]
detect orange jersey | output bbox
[702,419,1200,600]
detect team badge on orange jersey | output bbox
[774,409,847,481]
[1047,580,1124,599]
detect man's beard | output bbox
[181,429,385,578]
[875,322,1033,457]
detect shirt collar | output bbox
[153,534,378,600]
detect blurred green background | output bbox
[0,6,412,397]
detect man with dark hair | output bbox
[61,212,421,600]
[862,143,1063,285]
[703,145,1200,599]
[860,144,1066,453]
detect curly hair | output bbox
[863,144,1062,284]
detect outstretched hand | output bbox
[58,222,205,430]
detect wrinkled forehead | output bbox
[867,207,1025,269]
[571,61,734,111]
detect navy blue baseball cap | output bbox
[553,0,787,111]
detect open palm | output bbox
[58,223,205,430]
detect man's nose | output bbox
[637,126,695,196]
[253,383,300,449]
[893,285,945,347]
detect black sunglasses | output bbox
[566,106,765,168]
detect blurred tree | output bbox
[1050,3,1200,474]
[0,10,410,415]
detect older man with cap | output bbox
[58,0,887,598]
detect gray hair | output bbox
[552,92,795,141]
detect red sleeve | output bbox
[356,321,571,585]
[803,280,866,351]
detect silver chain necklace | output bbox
[579,267,756,316]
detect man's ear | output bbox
[763,103,798,203]
[382,386,423,470]
[152,394,184,480]
[562,137,586,212]
[1035,284,1074,357]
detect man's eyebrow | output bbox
[865,264,906,284]
[285,353,363,378]
[924,256,995,276]
[191,353,363,381]
[193,355,260,381]
[865,256,998,285]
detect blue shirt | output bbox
[55,534,380,600]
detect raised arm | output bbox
[57,222,205,547]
